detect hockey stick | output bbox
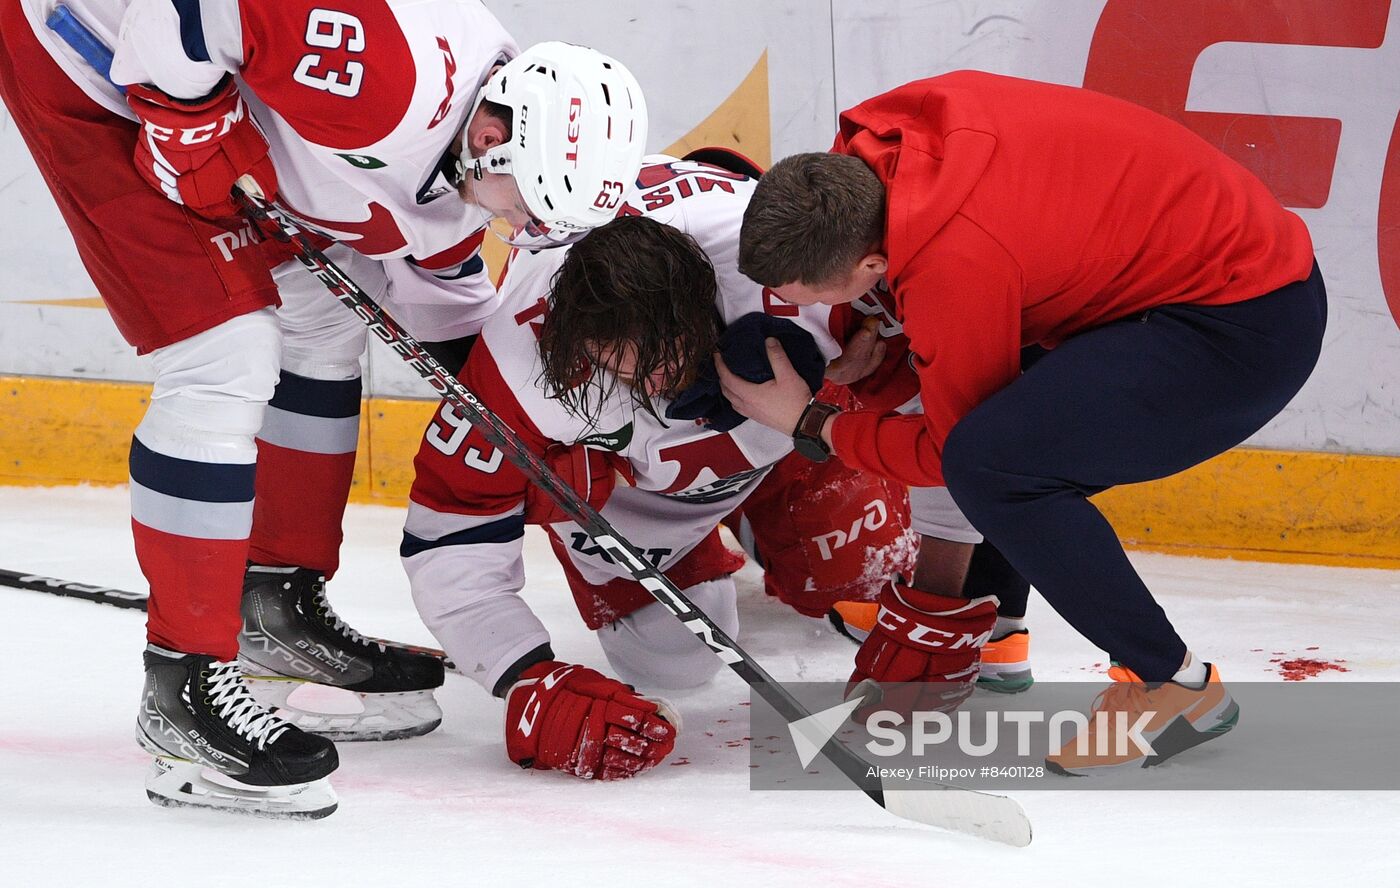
[0,567,147,610]
[235,195,1032,845]
[0,566,456,666]
[42,9,1029,843]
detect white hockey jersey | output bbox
[402,156,854,693]
[21,0,514,337]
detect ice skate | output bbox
[1047,663,1239,776]
[238,566,444,741]
[137,644,338,819]
[977,628,1034,693]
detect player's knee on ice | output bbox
[597,578,738,690]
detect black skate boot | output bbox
[137,644,338,819]
[238,565,444,741]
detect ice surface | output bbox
[2,485,1397,886]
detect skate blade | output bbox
[145,758,337,820]
[243,677,443,742]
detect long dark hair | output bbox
[540,215,721,420]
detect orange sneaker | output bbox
[1046,663,1239,776]
[977,629,1033,693]
[827,600,878,643]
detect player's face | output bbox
[591,341,691,401]
[468,171,535,230]
[771,254,888,306]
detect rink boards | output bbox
[2,1,1399,565]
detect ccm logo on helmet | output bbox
[565,97,583,168]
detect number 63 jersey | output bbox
[401,156,849,693]
[21,0,514,336]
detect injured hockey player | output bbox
[401,154,917,780]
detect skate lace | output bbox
[311,583,386,653]
[204,661,292,749]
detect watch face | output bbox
[793,435,831,463]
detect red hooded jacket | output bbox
[827,71,1315,487]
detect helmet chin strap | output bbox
[449,144,514,188]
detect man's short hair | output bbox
[739,152,885,287]
[540,215,720,419]
[481,99,513,136]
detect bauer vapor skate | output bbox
[137,644,338,819]
[238,565,444,741]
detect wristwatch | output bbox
[792,397,841,462]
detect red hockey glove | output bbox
[505,661,677,780]
[126,75,278,222]
[523,444,633,525]
[847,582,998,713]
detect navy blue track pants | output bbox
[941,263,1328,681]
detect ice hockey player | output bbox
[402,154,917,781]
[0,0,645,815]
[723,71,1325,773]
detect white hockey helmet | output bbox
[458,41,648,246]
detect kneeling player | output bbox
[402,156,915,780]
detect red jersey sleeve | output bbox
[237,0,415,150]
[409,343,551,519]
[830,216,1024,487]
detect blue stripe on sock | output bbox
[269,371,362,419]
[400,516,525,558]
[129,437,255,503]
[171,0,210,62]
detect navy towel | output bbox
[666,312,826,432]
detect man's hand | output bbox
[126,76,278,222]
[825,315,887,386]
[716,337,815,435]
[504,661,678,780]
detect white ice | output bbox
[1,485,1397,887]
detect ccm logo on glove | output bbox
[125,76,279,221]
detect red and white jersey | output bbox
[403,156,849,692]
[22,0,514,337]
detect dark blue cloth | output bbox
[667,312,826,432]
[940,263,1327,682]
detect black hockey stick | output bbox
[236,193,1032,845]
[0,568,147,610]
[0,567,454,666]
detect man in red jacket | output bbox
[719,71,1326,774]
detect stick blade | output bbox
[881,784,1032,847]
